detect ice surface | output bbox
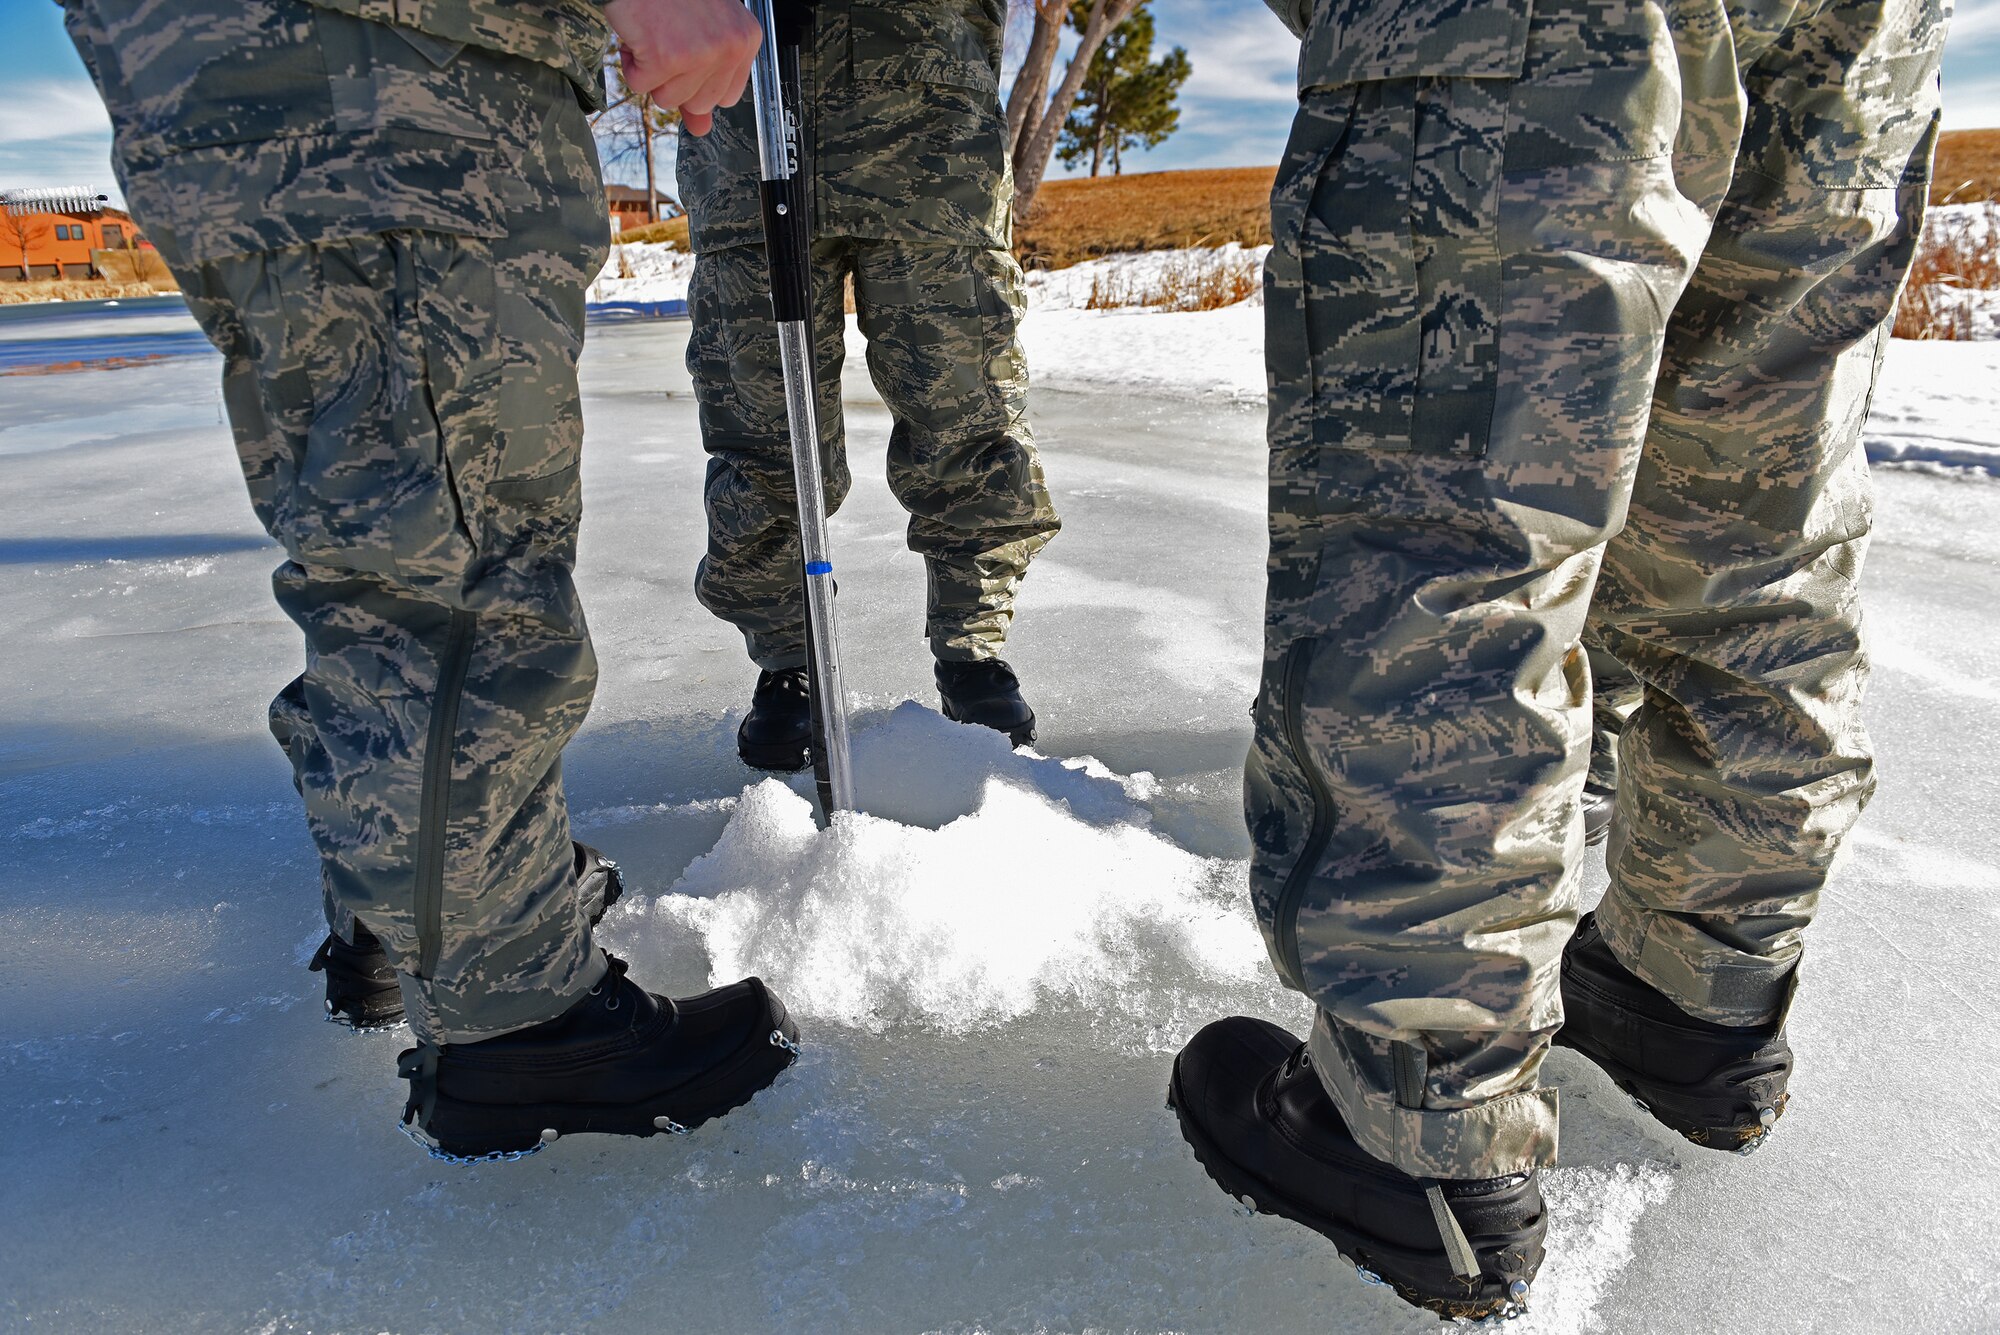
[2,308,1998,1333]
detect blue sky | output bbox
[5,0,1997,203]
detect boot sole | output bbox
[326,859,629,1035]
[326,994,407,1033]
[413,1012,802,1161]
[1166,1055,1529,1322]
[938,698,1036,748]
[1553,1023,1788,1154]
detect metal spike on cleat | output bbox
[653,1115,691,1135]
[396,1118,544,1166]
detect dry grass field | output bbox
[0,278,175,305]
[1934,128,2000,204]
[624,129,1999,266]
[616,215,690,247]
[613,165,1278,269]
[1015,166,1274,269]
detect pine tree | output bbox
[1055,2,1191,178]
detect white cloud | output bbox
[1949,0,2000,46]
[1153,0,1300,106]
[0,79,112,147]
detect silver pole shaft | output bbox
[748,0,854,814]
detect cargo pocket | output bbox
[317,12,497,143]
[848,7,1000,95]
[1290,0,1530,459]
[273,236,486,589]
[86,0,337,150]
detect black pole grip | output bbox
[760,176,811,323]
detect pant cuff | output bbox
[1594,895,1795,1027]
[931,644,1000,665]
[749,641,807,673]
[401,947,607,1046]
[1308,1012,1559,1179]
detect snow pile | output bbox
[588,240,697,305]
[606,703,1285,1043]
[1022,243,1269,312]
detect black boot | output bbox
[935,658,1036,746]
[398,954,799,1161]
[1169,1017,1544,1321]
[308,930,404,1032]
[738,667,813,772]
[1555,912,1791,1153]
[311,842,624,1032]
[1582,780,1615,847]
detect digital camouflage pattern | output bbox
[1251,0,1945,1178]
[306,0,610,100]
[1584,639,1640,794]
[59,0,608,266]
[676,0,1057,669]
[64,0,614,1043]
[676,0,1012,254]
[686,238,1055,667]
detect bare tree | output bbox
[1008,0,1141,221]
[591,46,683,228]
[1,209,50,281]
[1005,0,1065,161]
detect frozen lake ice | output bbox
[1,310,1996,1333]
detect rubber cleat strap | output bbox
[397,1043,440,1130]
[1424,1181,1482,1282]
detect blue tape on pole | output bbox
[806,561,833,576]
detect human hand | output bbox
[603,0,763,136]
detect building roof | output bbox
[5,187,113,216]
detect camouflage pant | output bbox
[1250,0,1945,1176]
[1584,639,1640,793]
[71,0,613,1043]
[686,239,1059,669]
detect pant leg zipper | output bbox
[414,608,476,980]
[1275,637,1336,988]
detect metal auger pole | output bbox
[747,0,854,819]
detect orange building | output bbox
[604,185,691,236]
[2,187,157,282]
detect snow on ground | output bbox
[2,298,1998,1333]
[1018,243,1270,312]
[585,240,1273,315]
[588,242,697,306]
